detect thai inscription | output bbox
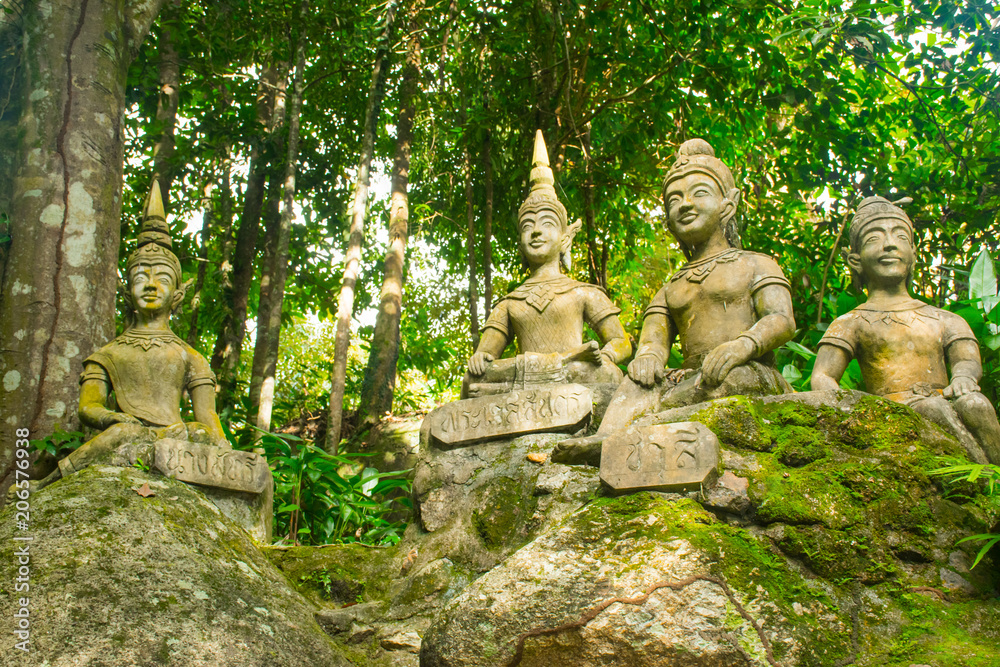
[428,384,593,448]
[600,421,719,493]
[154,439,271,494]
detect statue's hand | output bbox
[701,337,755,387]
[628,354,665,388]
[468,352,495,377]
[944,375,980,399]
[564,341,602,366]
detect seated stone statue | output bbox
[554,139,796,464]
[810,196,1000,465]
[462,130,630,398]
[35,181,229,490]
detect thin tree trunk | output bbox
[210,62,285,405]
[581,124,601,287]
[248,170,284,422]
[360,8,422,425]
[0,0,165,498]
[482,118,494,313]
[151,0,181,207]
[464,140,479,350]
[256,36,306,437]
[186,180,214,347]
[325,0,398,453]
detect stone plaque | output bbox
[428,384,592,448]
[600,421,719,493]
[154,439,271,494]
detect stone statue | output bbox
[462,130,631,398]
[554,139,796,464]
[810,196,1000,465]
[35,181,230,490]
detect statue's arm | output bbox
[78,369,141,430]
[944,339,983,398]
[190,384,229,445]
[628,312,674,387]
[810,345,850,391]
[593,315,631,365]
[468,328,508,376]
[701,283,795,386]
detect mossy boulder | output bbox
[0,466,349,666]
[419,391,1000,666]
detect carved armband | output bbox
[737,332,762,359]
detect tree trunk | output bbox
[482,121,494,314]
[210,62,285,405]
[581,124,602,288]
[186,180,214,347]
[325,0,398,453]
[248,170,284,422]
[0,0,166,498]
[360,8,422,425]
[151,0,181,208]
[255,38,306,437]
[464,141,479,350]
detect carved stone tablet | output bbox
[428,384,592,448]
[600,421,719,493]
[154,439,271,494]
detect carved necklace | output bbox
[670,248,741,284]
[507,275,580,313]
[118,328,182,351]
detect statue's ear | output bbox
[722,187,741,221]
[846,251,863,275]
[560,219,583,271]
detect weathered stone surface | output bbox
[425,384,592,448]
[701,470,751,517]
[154,438,271,494]
[0,466,349,667]
[600,421,719,493]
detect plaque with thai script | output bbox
[154,439,271,494]
[600,421,719,493]
[427,384,593,448]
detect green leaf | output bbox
[969,246,997,310]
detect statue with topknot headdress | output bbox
[34,181,230,490]
[555,139,796,464]
[462,130,631,398]
[811,196,1000,465]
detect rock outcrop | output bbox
[0,465,348,667]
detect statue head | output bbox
[517,130,582,271]
[662,139,742,259]
[124,181,184,318]
[846,196,915,291]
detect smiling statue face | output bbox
[519,205,565,269]
[665,173,730,248]
[850,219,915,287]
[129,262,180,315]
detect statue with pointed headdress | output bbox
[35,181,230,490]
[811,196,1000,464]
[555,139,796,464]
[462,130,631,397]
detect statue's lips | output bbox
[878,255,903,264]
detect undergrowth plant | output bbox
[254,430,412,547]
[930,460,1000,569]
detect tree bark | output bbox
[186,180,214,347]
[209,62,286,405]
[360,8,422,425]
[325,0,398,453]
[248,169,283,423]
[581,124,602,288]
[482,120,494,314]
[255,37,306,437]
[464,141,479,350]
[0,0,166,498]
[151,0,181,208]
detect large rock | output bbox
[0,465,349,666]
[418,391,1000,666]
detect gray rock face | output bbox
[0,466,348,667]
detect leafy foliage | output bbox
[257,430,411,546]
[930,460,1000,569]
